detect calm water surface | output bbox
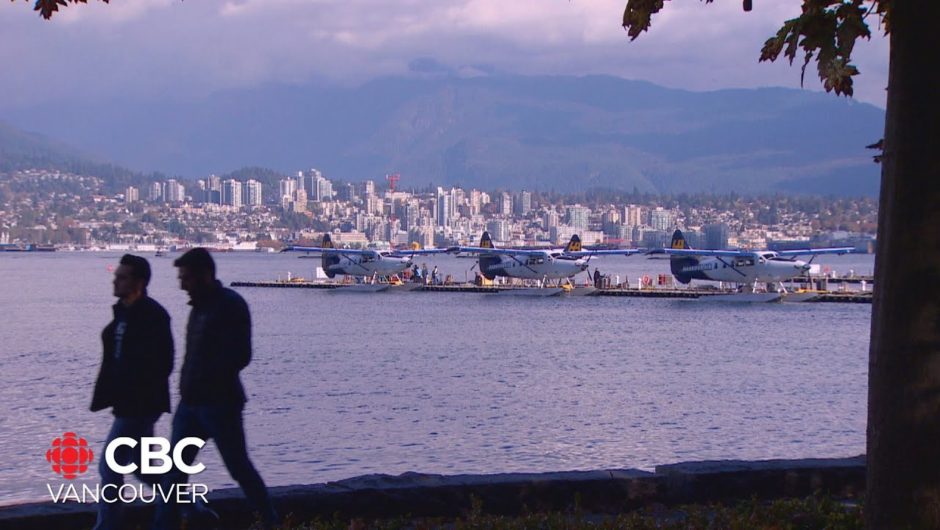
[0,252,873,504]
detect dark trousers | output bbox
[94,414,160,530]
[152,403,276,529]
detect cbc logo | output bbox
[47,433,205,478]
[46,432,94,480]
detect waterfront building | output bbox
[642,229,669,249]
[408,227,434,249]
[705,222,730,250]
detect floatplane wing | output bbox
[650,248,749,258]
[653,247,854,258]
[387,248,451,257]
[565,248,643,257]
[450,246,548,256]
[775,247,855,257]
[282,246,376,256]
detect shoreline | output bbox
[0,455,865,529]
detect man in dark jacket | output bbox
[91,254,173,530]
[154,248,276,529]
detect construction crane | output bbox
[385,173,400,193]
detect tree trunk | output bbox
[866,1,940,527]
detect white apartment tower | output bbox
[222,179,243,208]
[244,179,263,207]
[166,179,185,203]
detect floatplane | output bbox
[651,229,854,302]
[451,232,641,295]
[282,234,448,291]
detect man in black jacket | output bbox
[154,248,276,529]
[91,254,173,530]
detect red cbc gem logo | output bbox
[46,432,94,479]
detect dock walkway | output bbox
[231,281,872,303]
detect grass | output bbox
[250,495,863,530]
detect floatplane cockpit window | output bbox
[734,258,755,267]
[526,257,546,265]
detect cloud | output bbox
[0,0,889,109]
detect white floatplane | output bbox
[653,229,854,296]
[283,234,448,281]
[452,231,641,286]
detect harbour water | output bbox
[0,251,873,505]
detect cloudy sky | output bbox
[1,0,889,111]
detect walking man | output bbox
[91,254,174,530]
[154,248,277,529]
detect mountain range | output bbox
[0,74,885,195]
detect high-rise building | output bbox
[203,175,222,205]
[222,179,243,208]
[649,207,675,231]
[623,204,644,227]
[290,188,307,213]
[704,223,729,250]
[565,205,591,231]
[338,183,358,202]
[499,192,513,216]
[304,168,322,192]
[244,179,263,207]
[149,182,164,202]
[124,186,139,204]
[486,220,511,242]
[166,179,185,203]
[314,175,333,202]
[469,189,482,215]
[404,203,420,231]
[543,210,559,230]
[514,190,532,216]
[279,178,297,204]
[436,188,452,227]
[365,194,383,215]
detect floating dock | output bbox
[231,280,872,303]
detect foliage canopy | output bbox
[623,0,891,97]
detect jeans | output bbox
[152,403,276,529]
[93,414,160,530]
